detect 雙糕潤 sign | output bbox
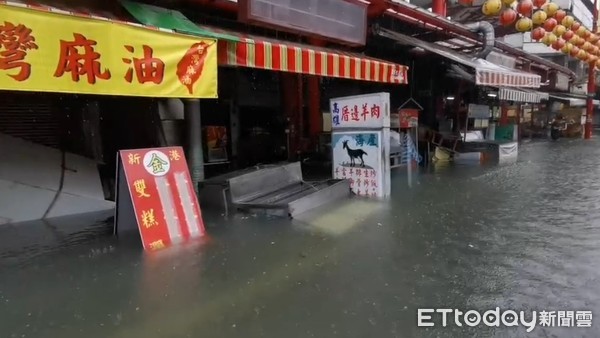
[0,5,217,98]
[330,92,390,129]
[115,147,205,252]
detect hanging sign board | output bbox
[114,146,205,251]
[399,108,419,128]
[330,93,390,129]
[467,104,491,119]
[0,5,218,98]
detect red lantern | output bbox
[584,30,592,39]
[571,22,581,31]
[577,49,588,60]
[570,46,580,57]
[499,8,518,27]
[543,18,558,31]
[574,37,586,46]
[531,27,546,40]
[562,30,575,41]
[590,34,600,44]
[583,41,594,52]
[552,39,566,50]
[517,0,534,16]
[592,46,599,55]
[533,0,546,7]
[554,9,567,22]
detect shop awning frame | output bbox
[2,0,409,85]
[549,94,600,107]
[374,26,541,89]
[197,25,409,85]
[498,88,549,103]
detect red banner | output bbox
[399,108,419,129]
[118,146,205,251]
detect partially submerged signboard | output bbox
[330,92,391,198]
[114,146,205,251]
[332,131,385,197]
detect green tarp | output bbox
[120,0,240,42]
[494,125,514,141]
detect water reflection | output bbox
[2,139,600,337]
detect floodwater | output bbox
[2,138,600,337]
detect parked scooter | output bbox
[549,117,567,140]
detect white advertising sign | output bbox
[468,104,491,119]
[330,92,390,129]
[332,130,390,198]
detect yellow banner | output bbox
[0,5,217,98]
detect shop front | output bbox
[0,2,219,223]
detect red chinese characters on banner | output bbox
[0,21,38,81]
[371,104,381,119]
[122,45,165,84]
[340,103,381,123]
[176,42,211,94]
[335,166,378,197]
[341,106,350,122]
[54,33,110,84]
[119,147,205,251]
[351,105,360,121]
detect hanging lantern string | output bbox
[480,0,600,68]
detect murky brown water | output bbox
[1,138,600,337]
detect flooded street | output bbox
[2,139,600,337]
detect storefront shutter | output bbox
[0,93,60,148]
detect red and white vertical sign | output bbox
[115,146,205,251]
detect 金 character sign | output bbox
[115,146,205,251]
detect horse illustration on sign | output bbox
[342,140,367,167]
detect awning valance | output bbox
[198,25,409,85]
[375,27,541,89]
[550,94,600,107]
[498,88,549,103]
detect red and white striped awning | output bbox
[473,59,541,88]
[498,87,549,103]
[375,27,541,89]
[200,25,409,85]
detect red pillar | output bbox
[281,73,302,160]
[516,104,522,141]
[500,103,508,126]
[585,0,598,139]
[432,0,447,17]
[307,76,321,141]
[307,38,326,149]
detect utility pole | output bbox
[585,0,599,139]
